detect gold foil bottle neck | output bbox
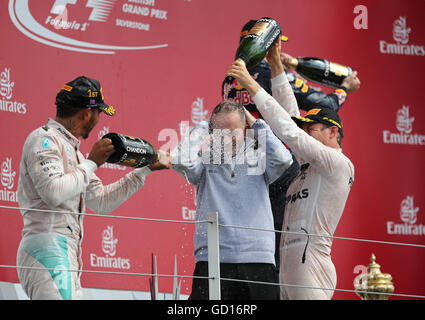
[235,58,246,67]
[285,58,299,69]
[329,62,350,77]
[248,21,269,36]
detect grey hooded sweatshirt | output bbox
[172,119,293,265]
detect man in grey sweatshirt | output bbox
[171,100,293,299]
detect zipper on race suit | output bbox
[300,227,310,264]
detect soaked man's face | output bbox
[209,112,246,156]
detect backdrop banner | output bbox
[1,0,424,300]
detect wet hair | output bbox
[209,101,246,133]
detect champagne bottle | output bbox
[102,132,157,168]
[226,17,282,82]
[285,57,353,88]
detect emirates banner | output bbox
[0,0,424,299]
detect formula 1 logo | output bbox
[9,0,169,54]
[51,0,116,23]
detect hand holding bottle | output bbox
[341,71,360,93]
[266,41,284,78]
[227,60,261,97]
[88,138,116,167]
[280,56,354,89]
[148,150,171,171]
[280,52,294,68]
[226,17,282,83]
[102,133,157,168]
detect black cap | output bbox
[292,107,344,137]
[239,18,288,42]
[55,76,115,116]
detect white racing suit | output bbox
[253,73,355,300]
[17,118,151,300]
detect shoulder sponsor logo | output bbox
[90,225,131,269]
[382,106,425,146]
[9,0,169,55]
[0,157,18,203]
[42,137,51,148]
[379,16,425,56]
[387,195,424,236]
[294,78,303,88]
[0,67,27,115]
[334,88,347,106]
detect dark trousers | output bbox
[189,262,278,300]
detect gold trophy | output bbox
[354,253,395,300]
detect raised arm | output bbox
[86,150,171,215]
[281,52,360,112]
[266,45,300,117]
[227,45,347,175]
[244,107,293,183]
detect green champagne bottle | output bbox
[226,17,282,82]
[234,17,282,68]
[102,132,157,168]
[285,57,353,88]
